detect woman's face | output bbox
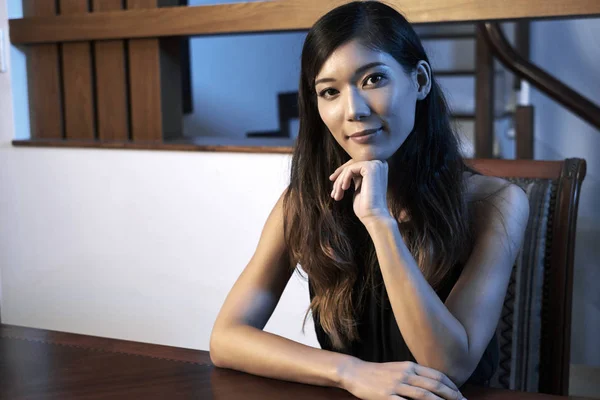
[314,39,430,162]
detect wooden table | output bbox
[0,324,590,399]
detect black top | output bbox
[308,263,499,387]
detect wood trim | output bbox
[1,324,212,365]
[9,0,600,45]
[465,158,563,179]
[539,158,586,395]
[127,0,163,142]
[22,1,63,139]
[10,138,570,174]
[11,139,294,154]
[8,141,578,175]
[474,24,494,158]
[60,0,96,140]
[93,0,130,141]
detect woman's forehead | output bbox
[315,41,393,83]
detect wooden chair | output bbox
[465,158,587,396]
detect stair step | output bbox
[423,38,475,71]
[438,74,508,116]
[436,70,476,77]
[451,111,514,120]
[419,32,476,40]
[414,23,476,38]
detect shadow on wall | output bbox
[182,30,306,139]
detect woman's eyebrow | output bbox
[315,62,386,85]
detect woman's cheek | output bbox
[324,105,344,135]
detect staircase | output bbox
[416,23,517,159]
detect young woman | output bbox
[210,2,529,399]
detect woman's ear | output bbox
[415,60,432,100]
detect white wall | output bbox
[0,148,319,350]
[0,0,317,350]
[530,18,600,367]
[0,0,14,321]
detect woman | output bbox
[210,2,529,399]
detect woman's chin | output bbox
[351,147,395,162]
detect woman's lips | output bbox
[348,128,382,144]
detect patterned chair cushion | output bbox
[489,178,556,392]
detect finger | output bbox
[330,177,338,200]
[406,375,463,400]
[332,169,346,201]
[332,169,341,200]
[414,365,459,392]
[343,162,379,179]
[331,167,344,199]
[393,383,443,400]
[329,159,355,181]
[329,167,342,182]
[341,166,356,190]
[336,168,352,200]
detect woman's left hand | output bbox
[330,160,392,225]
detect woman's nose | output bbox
[346,88,370,121]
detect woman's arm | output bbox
[363,182,529,386]
[209,191,353,388]
[211,189,466,400]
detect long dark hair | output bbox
[283,1,474,350]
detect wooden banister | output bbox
[481,23,600,131]
[9,0,600,45]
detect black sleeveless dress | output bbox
[308,263,499,387]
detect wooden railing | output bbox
[10,0,600,44]
[481,23,600,131]
[9,0,600,153]
[14,0,184,143]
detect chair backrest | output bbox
[465,158,587,396]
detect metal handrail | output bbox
[480,23,600,130]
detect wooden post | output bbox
[127,0,163,142]
[475,24,495,158]
[515,105,535,159]
[125,0,183,142]
[60,0,96,140]
[22,1,63,139]
[93,0,130,141]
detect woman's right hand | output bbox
[339,359,466,400]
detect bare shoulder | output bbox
[464,172,529,230]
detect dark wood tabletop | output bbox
[0,324,591,400]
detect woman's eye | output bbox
[364,74,385,86]
[318,88,339,99]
